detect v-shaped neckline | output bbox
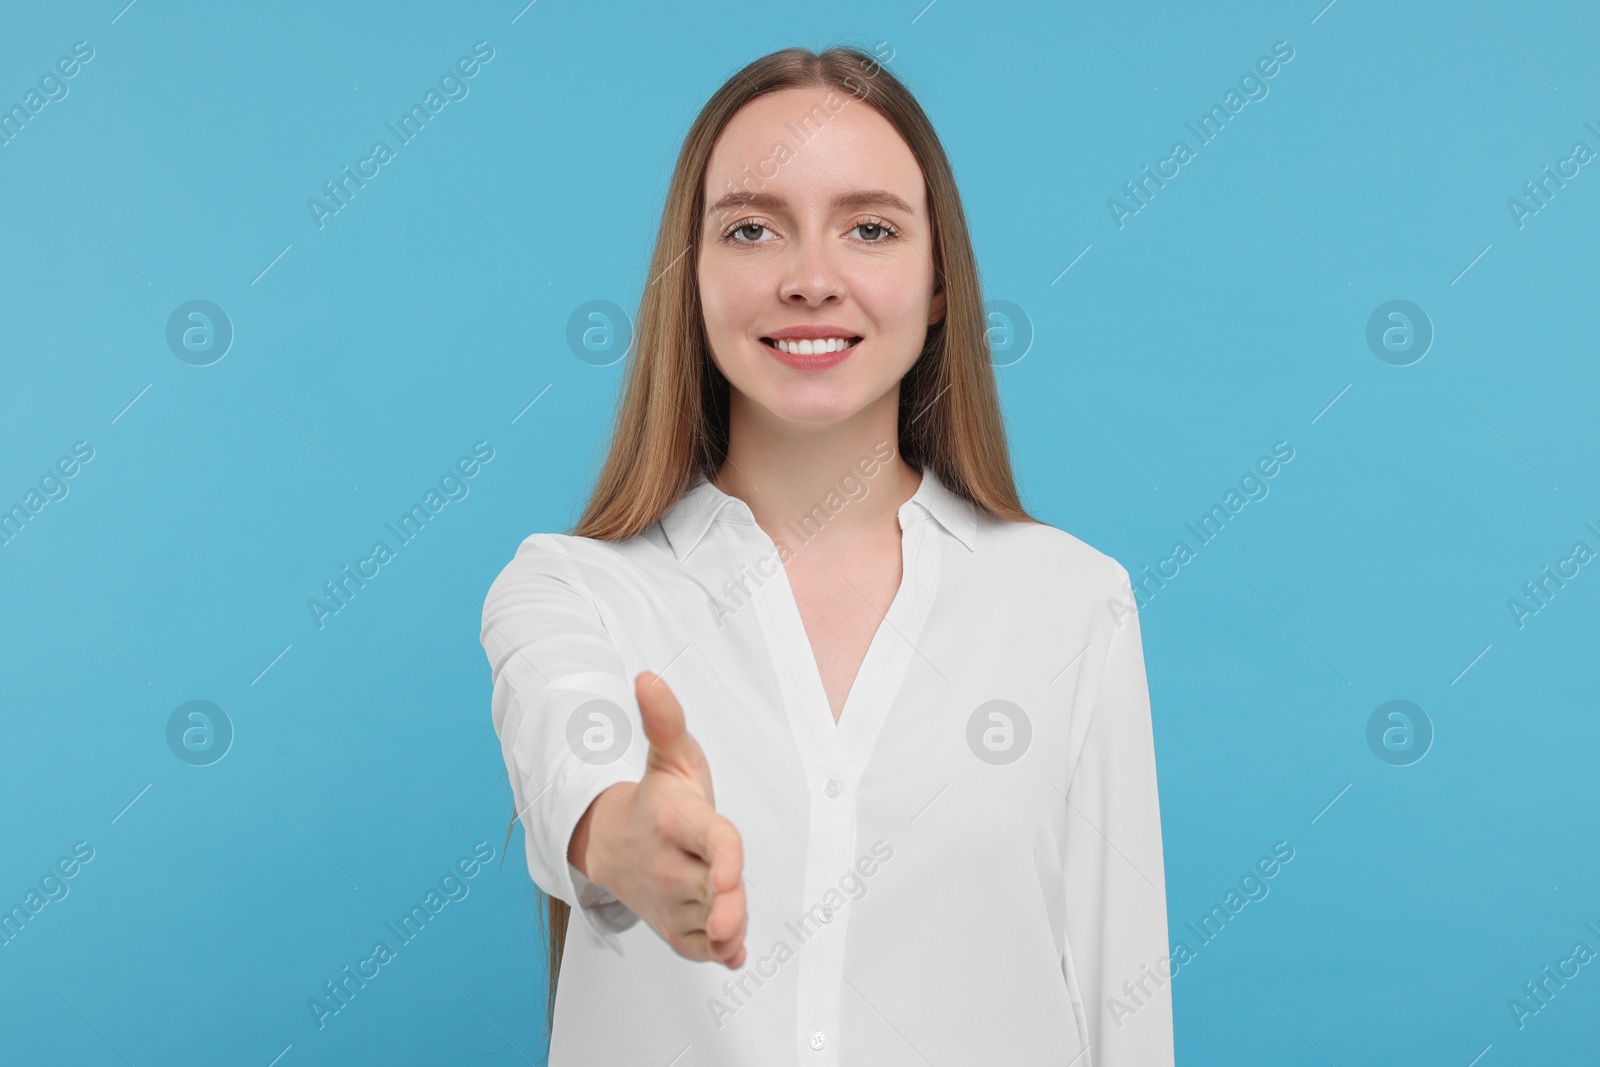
[747,505,944,756]
[786,525,913,732]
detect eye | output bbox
[852,218,901,243]
[721,219,774,244]
[719,216,903,246]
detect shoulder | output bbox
[973,517,1143,655]
[485,531,610,606]
[490,530,577,579]
[485,528,654,603]
[978,515,1132,601]
[494,530,638,571]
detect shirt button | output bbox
[809,1031,826,1050]
[825,778,842,798]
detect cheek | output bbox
[699,262,764,335]
[853,268,928,330]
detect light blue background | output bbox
[3,1,1596,1063]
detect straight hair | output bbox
[503,41,1037,1040]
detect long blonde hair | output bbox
[505,41,1036,1039]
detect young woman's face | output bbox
[697,86,945,429]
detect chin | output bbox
[755,388,864,427]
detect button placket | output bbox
[742,500,945,1066]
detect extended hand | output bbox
[578,671,748,968]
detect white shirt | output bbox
[480,466,1172,1067]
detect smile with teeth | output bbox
[762,336,863,355]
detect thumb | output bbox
[636,671,709,788]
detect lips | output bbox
[760,336,864,356]
[759,334,862,371]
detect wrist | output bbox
[571,781,634,888]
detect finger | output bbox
[670,926,720,964]
[637,672,718,807]
[666,860,742,938]
[718,939,747,970]
[709,917,746,968]
[706,877,747,951]
[651,845,716,906]
[663,892,716,933]
[636,671,692,770]
[648,778,729,868]
[703,813,744,893]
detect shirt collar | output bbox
[659,465,978,561]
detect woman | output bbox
[481,45,1172,1066]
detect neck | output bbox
[712,390,920,552]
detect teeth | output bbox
[772,337,856,355]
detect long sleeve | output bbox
[480,533,646,948]
[1059,566,1173,1066]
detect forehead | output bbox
[704,87,925,214]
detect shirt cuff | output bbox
[568,860,643,937]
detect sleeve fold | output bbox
[1060,565,1173,1066]
[481,535,646,948]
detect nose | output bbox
[777,232,846,306]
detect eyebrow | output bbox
[704,189,917,221]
